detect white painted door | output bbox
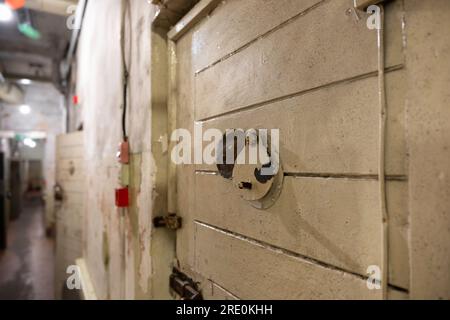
[54,131,85,299]
[171,0,409,300]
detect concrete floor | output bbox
[0,198,54,300]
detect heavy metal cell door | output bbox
[54,131,85,299]
[169,0,408,300]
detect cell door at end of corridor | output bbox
[54,131,85,299]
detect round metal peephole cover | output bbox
[231,130,283,210]
[232,163,284,210]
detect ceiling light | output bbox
[18,78,32,85]
[0,4,13,22]
[23,138,36,149]
[19,104,31,115]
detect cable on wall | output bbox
[119,0,131,299]
[120,0,130,141]
[377,5,389,300]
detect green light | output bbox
[18,23,41,40]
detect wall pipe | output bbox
[60,0,88,84]
[377,5,389,300]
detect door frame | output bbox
[164,0,223,293]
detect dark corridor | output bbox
[0,198,54,300]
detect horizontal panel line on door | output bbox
[208,279,241,300]
[197,64,404,123]
[194,170,408,181]
[194,0,327,75]
[194,219,409,293]
[285,172,408,181]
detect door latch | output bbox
[54,184,63,201]
[153,214,182,230]
[169,268,202,300]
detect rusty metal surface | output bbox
[169,268,202,300]
[153,214,182,230]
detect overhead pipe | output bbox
[60,0,87,84]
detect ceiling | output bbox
[0,1,77,88]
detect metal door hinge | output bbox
[170,268,203,300]
[153,213,182,230]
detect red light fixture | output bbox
[117,141,129,164]
[72,95,79,105]
[115,188,129,208]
